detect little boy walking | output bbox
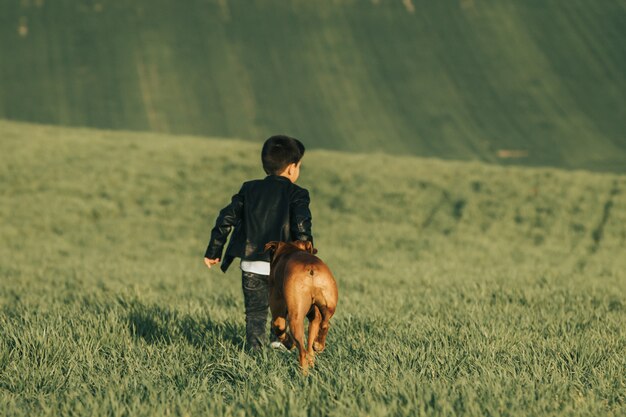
[204,135,313,350]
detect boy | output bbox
[203,135,313,350]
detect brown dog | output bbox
[264,240,338,374]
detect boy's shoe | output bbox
[269,341,288,351]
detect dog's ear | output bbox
[264,241,280,253]
[304,241,318,255]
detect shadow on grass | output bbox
[125,300,245,349]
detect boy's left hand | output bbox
[204,257,220,269]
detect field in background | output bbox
[1,0,625,171]
[1,121,625,416]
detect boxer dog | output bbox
[264,240,338,374]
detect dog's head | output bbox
[264,240,317,262]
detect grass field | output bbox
[0,120,625,416]
[1,1,625,170]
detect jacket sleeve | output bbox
[204,187,244,259]
[290,188,313,244]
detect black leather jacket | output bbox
[204,175,313,272]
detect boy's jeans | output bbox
[241,271,271,349]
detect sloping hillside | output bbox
[1,1,624,171]
[1,119,624,278]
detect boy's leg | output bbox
[241,271,270,350]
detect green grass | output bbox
[0,120,625,416]
[1,1,625,171]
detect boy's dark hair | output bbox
[261,135,305,175]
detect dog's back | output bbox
[283,251,337,312]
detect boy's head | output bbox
[262,135,305,176]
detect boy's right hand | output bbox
[204,257,220,269]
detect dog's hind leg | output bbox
[287,304,309,375]
[306,306,321,367]
[288,310,309,374]
[313,304,335,353]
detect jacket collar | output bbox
[266,175,291,183]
